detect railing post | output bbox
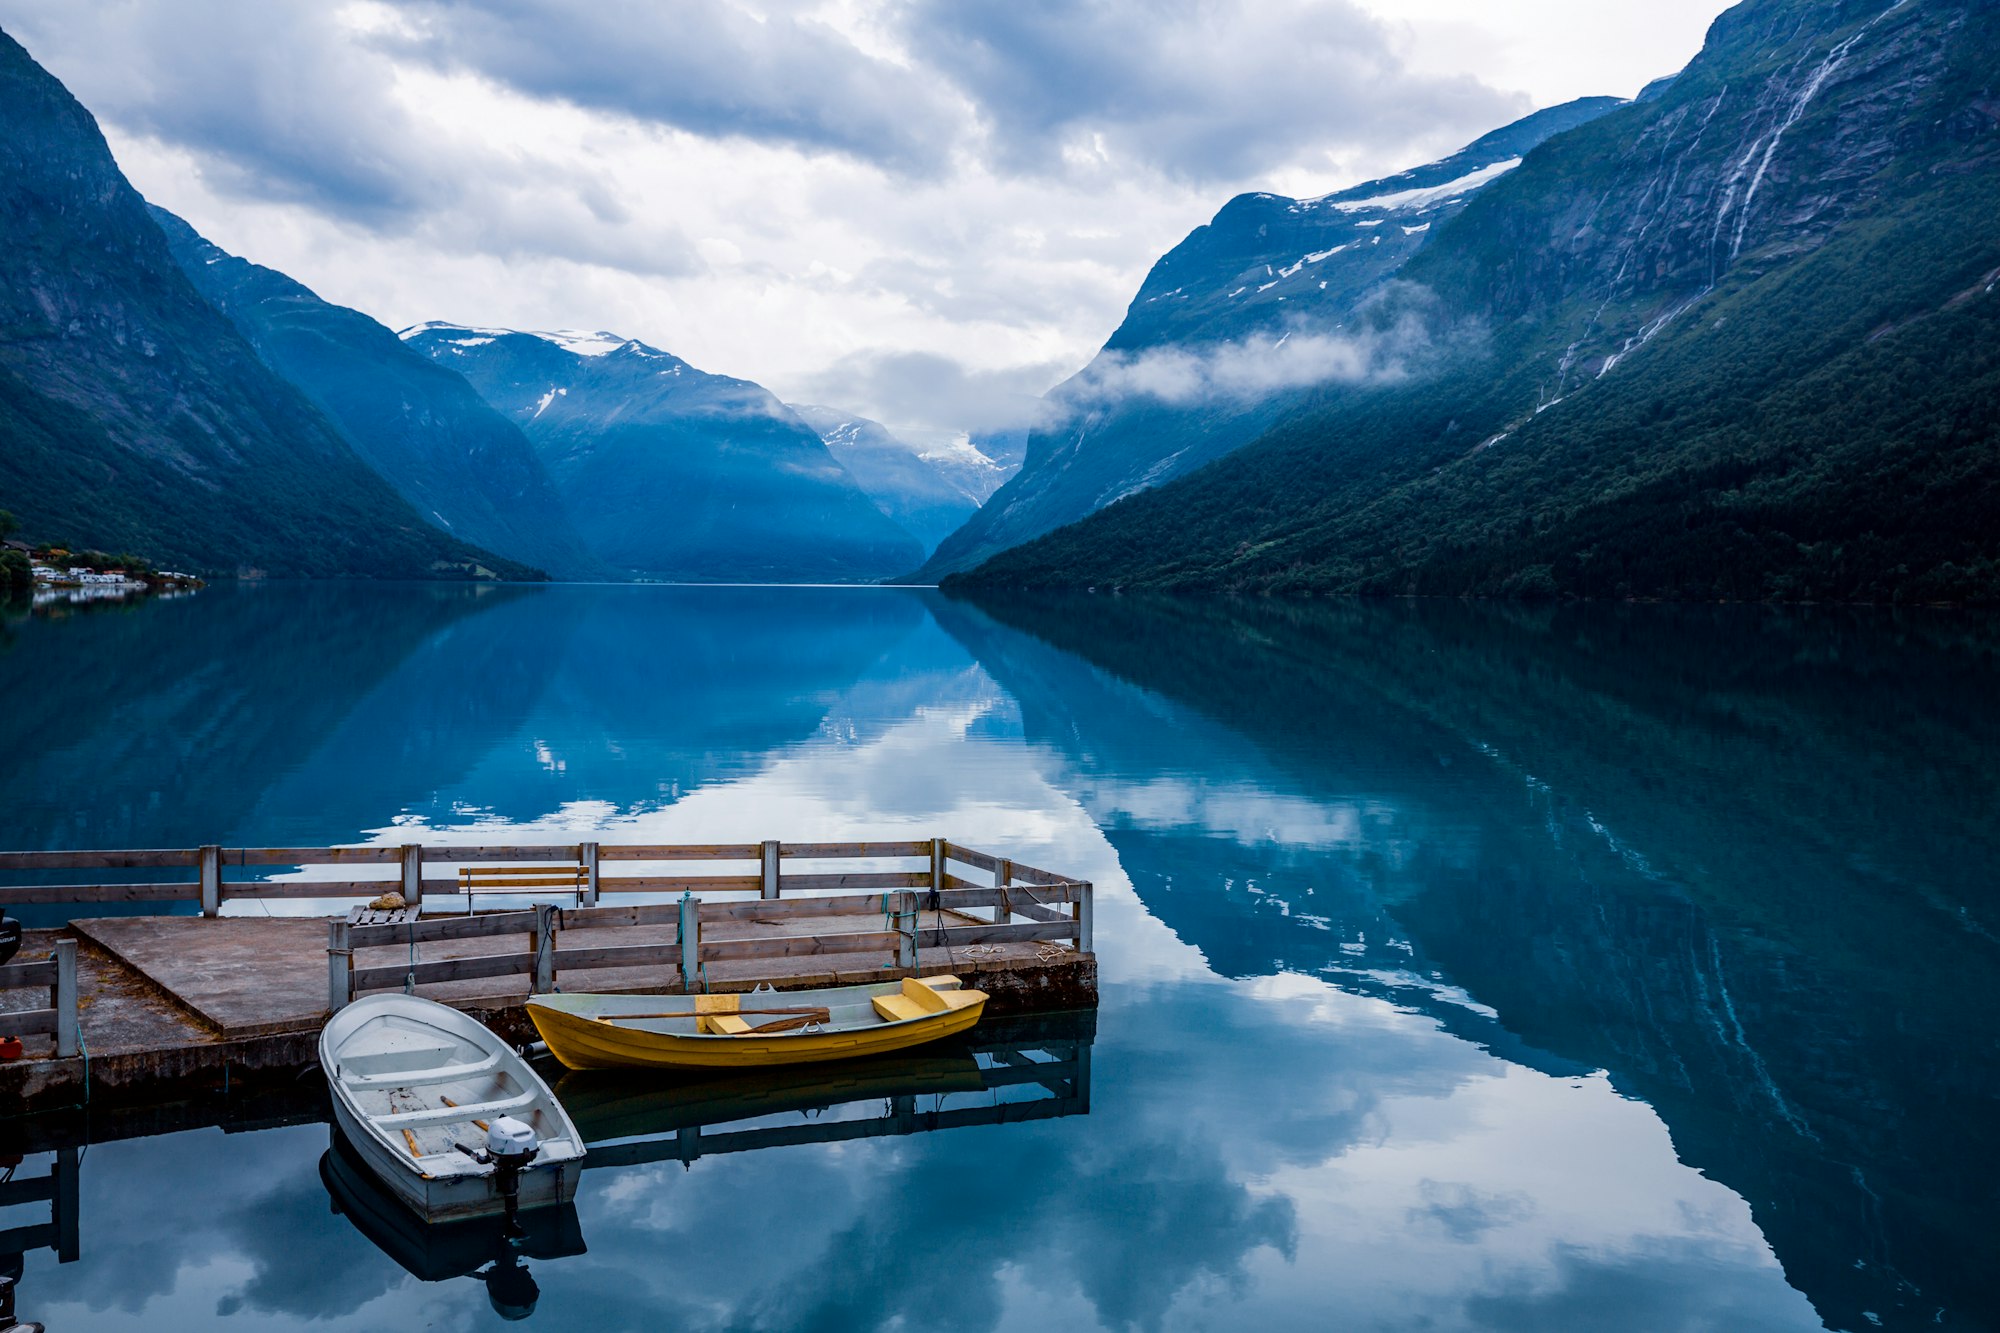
[328,919,351,1011]
[579,842,600,907]
[401,844,423,911]
[678,892,699,990]
[994,859,1012,926]
[52,939,77,1059]
[1078,880,1094,954]
[760,840,780,899]
[199,844,221,917]
[897,890,917,970]
[52,1144,79,1263]
[930,838,946,898]
[531,902,557,994]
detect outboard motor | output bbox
[0,913,20,968]
[484,1115,540,1237]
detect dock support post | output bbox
[199,844,221,917]
[897,890,917,970]
[579,842,600,907]
[1078,880,1094,954]
[52,939,77,1059]
[930,838,946,899]
[531,903,557,994]
[678,892,700,990]
[994,859,1012,926]
[52,1145,79,1263]
[328,919,351,1011]
[760,840,780,899]
[400,844,422,911]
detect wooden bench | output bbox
[456,864,587,911]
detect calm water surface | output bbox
[0,585,1995,1332]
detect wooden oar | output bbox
[595,1006,830,1022]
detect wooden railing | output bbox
[0,940,79,1059]
[318,840,1090,1008]
[0,840,1087,919]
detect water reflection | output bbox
[1,587,1993,1329]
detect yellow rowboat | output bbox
[525,976,988,1072]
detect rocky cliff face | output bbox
[916,98,1624,579]
[151,208,599,580]
[0,29,520,578]
[956,0,2000,602]
[405,325,924,582]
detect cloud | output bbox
[383,0,965,174]
[787,348,1066,438]
[1063,284,1479,407]
[895,0,1524,183]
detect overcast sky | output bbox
[0,0,1733,441]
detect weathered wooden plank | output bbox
[699,898,888,926]
[458,865,584,878]
[916,921,1076,948]
[0,1223,52,1255]
[0,1007,57,1037]
[0,849,200,870]
[351,952,535,992]
[778,841,930,859]
[699,930,902,962]
[564,902,684,930]
[456,875,585,890]
[0,960,58,988]
[349,910,540,949]
[1009,900,1070,925]
[943,843,1001,872]
[428,846,586,864]
[598,875,762,894]
[599,844,761,861]
[0,883,194,905]
[230,847,401,865]
[932,885,1079,909]
[1004,863,1072,887]
[941,873,982,891]
[222,881,399,901]
[777,872,928,893]
[551,942,679,972]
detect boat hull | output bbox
[527,981,988,1071]
[328,1094,581,1223]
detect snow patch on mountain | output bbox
[1318,158,1523,213]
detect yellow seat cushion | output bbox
[899,977,953,1013]
[871,993,930,1023]
[699,1014,752,1035]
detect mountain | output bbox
[916,97,1625,579]
[951,0,2000,603]
[403,325,925,582]
[0,29,526,580]
[149,207,599,580]
[789,404,1011,554]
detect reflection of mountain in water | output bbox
[940,592,2000,1333]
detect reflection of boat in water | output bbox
[320,1127,584,1319]
[561,1008,1094,1170]
[527,976,988,1071]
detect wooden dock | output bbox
[0,839,1098,1112]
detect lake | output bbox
[1,584,1995,1332]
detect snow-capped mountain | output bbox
[151,210,598,579]
[403,325,924,583]
[917,97,1624,579]
[788,405,1015,555]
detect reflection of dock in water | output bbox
[570,1010,1094,1171]
[0,1145,78,1331]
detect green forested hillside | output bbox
[952,0,2000,603]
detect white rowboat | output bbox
[320,994,585,1223]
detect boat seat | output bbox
[872,976,965,1023]
[337,1027,462,1078]
[375,1088,537,1130]
[918,974,963,991]
[342,1050,503,1089]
